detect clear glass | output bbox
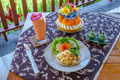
[32,17,46,41]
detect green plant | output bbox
[5,5,22,22]
[0,0,102,28]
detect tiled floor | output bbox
[0,30,21,57]
[0,51,14,80]
[108,6,120,13]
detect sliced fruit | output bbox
[69,40,77,48]
[56,43,61,52]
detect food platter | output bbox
[44,41,91,72]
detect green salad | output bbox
[51,37,80,56]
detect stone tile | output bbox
[0,57,9,80]
[0,30,21,57]
[2,51,14,69]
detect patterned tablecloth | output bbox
[10,12,120,80]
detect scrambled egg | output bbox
[57,50,80,66]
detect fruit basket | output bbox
[56,18,84,33]
[56,3,84,33]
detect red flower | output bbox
[5,5,22,22]
[71,4,75,8]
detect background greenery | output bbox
[0,0,102,35]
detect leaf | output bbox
[18,14,22,21]
[6,6,12,18]
[5,15,13,22]
[69,48,79,57]
[51,37,80,55]
[5,4,22,22]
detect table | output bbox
[98,38,120,80]
[7,12,120,80]
[99,8,120,80]
[99,41,120,80]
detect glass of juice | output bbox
[31,13,47,43]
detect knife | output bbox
[23,44,40,76]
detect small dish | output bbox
[85,33,109,44]
[87,28,97,40]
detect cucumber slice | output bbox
[56,43,61,52]
[69,40,77,48]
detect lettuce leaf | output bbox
[69,48,79,57]
[51,37,80,56]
